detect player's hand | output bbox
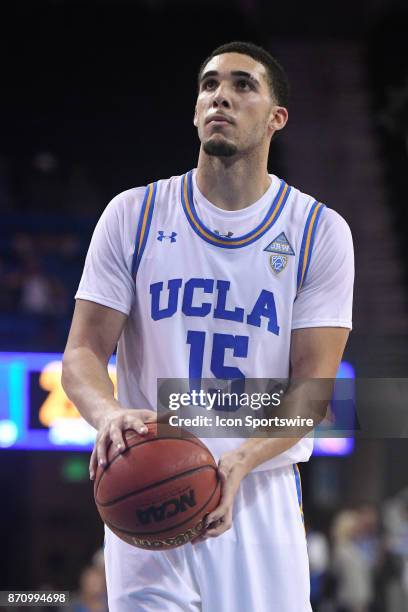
[192,450,249,543]
[89,407,157,480]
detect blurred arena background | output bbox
[1,1,408,610]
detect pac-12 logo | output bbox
[270,254,288,274]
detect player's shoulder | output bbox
[109,174,182,211]
[106,186,147,217]
[280,177,352,237]
[318,206,352,240]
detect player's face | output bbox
[194,53,282,158]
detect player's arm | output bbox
[228,325,350,472]
[193,326,349,543]
[62,299,156,478]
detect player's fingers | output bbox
[191,515,221,544]
[125,409,156,424]
[204,502,229,527]
[204,510,221,527]
[211,487,235,517]
[95,431,110,468]
[217,469,232,499]
[109,424,126,453]
[133,418,149,434]
[204,515,232,537]
[140,409,157,422]
[123,413,149,435]
[217,466,230,487]
[89,447,98,480]
[206,497,234,524]
[192,510,231,543]
[218,466,229,480]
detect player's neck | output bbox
[195,153,271,211]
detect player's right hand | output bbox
[89,408,156,480]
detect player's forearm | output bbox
[234,436,303,474]
[62,346,121,429]
[233,378,332,473]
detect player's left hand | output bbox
[192,450,249,544]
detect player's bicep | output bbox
[64,299,128,364]
[290,327,349,378]
[75,189,146,317]
[292,209,354,329]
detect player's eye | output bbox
[236,79,251,91]
[202,79,217,90]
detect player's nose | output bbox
[212,96,231,109]
[211,83,232,108]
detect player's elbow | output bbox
[61,345,87,397]
[61,349,75,397]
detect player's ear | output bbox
[268,106,288,134]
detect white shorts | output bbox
[104,464,312,612]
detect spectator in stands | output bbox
[20,257,53,315]
[306,522,330,610]
[355,505,381,581]
[382,488,408,611]
[332,510,373,612]
[68,562,107,612]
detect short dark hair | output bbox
[198,41,289,107]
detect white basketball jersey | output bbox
[76,169,354,471]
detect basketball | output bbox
[94,423,221,550]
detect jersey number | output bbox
[186,330,248,410]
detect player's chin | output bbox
[202,137,237,158]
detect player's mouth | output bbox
[206,114,234,126]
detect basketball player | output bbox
[62,41,354,611]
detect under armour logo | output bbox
[214,230,234,238]
[157,231,177,243]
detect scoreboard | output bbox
[0,352,116,451]
[0,352,354,455]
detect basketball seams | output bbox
[96,464,218,507]
[103,434,210,470]
[94,435,214,499]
